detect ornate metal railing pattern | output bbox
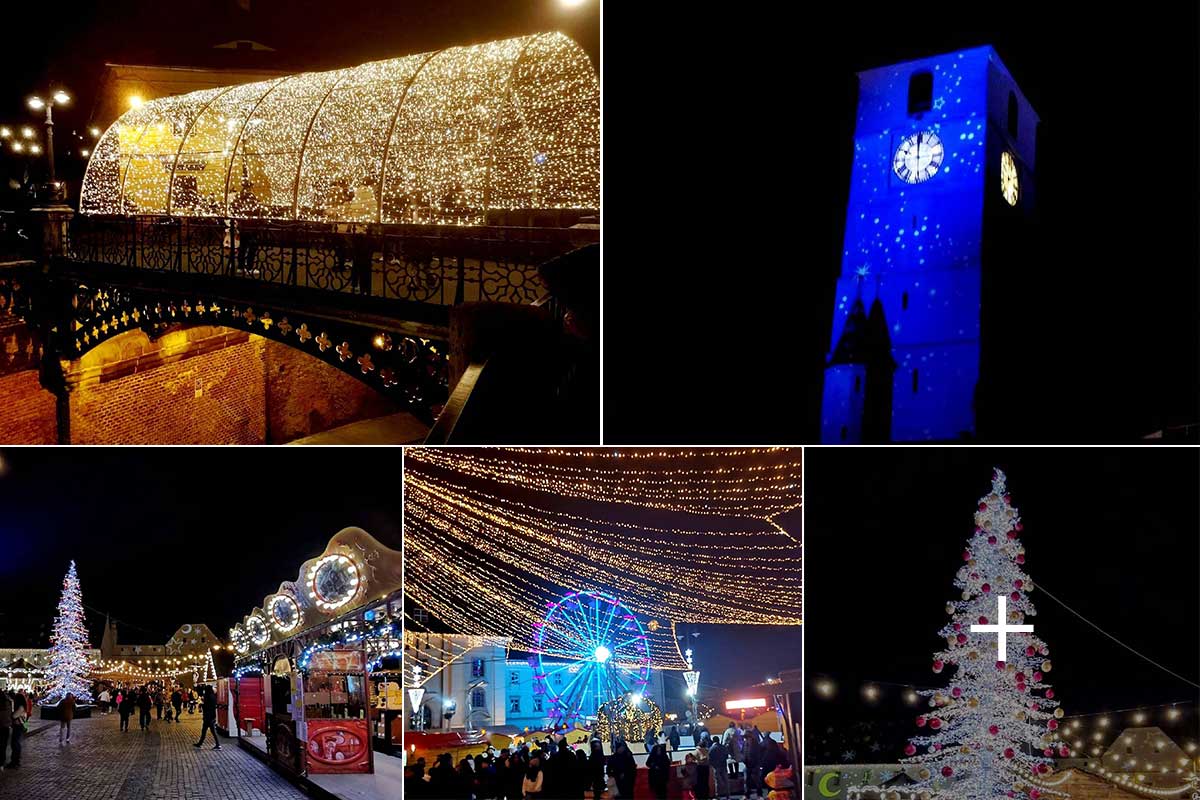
[67,215,596,307]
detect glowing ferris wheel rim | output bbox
[308,553,362,611]
[268,593,302,633]
[533,590,652,725]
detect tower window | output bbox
[912,369,919,393]
[840,425,848,442]
[1007,91,1019,138]
[854,375,861,393]
[902,291,909,311]
[908,71,933,114]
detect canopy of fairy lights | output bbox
[403,448,804,672]
[80,32,599,225]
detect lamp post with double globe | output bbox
[27,90,70,200]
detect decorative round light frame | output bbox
[268,593,302,634]
[308,554,362,611]
[246,613,270,647]
[231,624,250,655]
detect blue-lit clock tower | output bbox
[821,46,1039,442]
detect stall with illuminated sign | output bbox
[229,526,402,792]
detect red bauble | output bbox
[933,660,944,673]
[1030,789,1041,800]
[1004,748,1015,759]
[951,687,962,698]
[963,550,972,561]
[1043,748,1053,757]
[1011,591,1021,601]
[1016,522,1024,531]
[1015,672,1026,682]
[953,623,962,631]
[1059,745,1069,757]
[979,502,988,511]
[941,766,953,777]
[905,744,917,756]
[1014,579,1024,589]
[987,535,997,545]
[1025,646,1036,657]
[1007,530,1018,540]
[978,616,988,625]
[1033,671,1043,682]
[1016,554,1025,564]
[916,715,927,727]
[956,633,967,644]
[996,661,1006,670]
[1046,689,1055,699]
[929,718,942,730]
[988,725,999,735]
[981,583,991,593]
[1047,719,1058,730]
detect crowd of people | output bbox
[0,679,223,771]
[405,721,791,800]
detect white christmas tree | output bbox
[902,469,1067,800]
[43,561,94,705]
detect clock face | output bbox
[1000,150,1019,206]
[893,130,944,184]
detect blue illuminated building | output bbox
[821,46,1039,442]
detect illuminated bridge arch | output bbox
[80,32,598,226]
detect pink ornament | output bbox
[956,633,967,644]
[1016,554,1025,564]
[1033,671,1043,682]
[933,743,942,751]
[1025,646,1036,657]
[1043,747,1053,757]
[987,535,997,545]
[1014,579,1024,589]
[1047,719,1058,730]
[996,661,1006,670]
[904,744,916,756]
[1059,745,1069,757]
[963,550,972,561]
[929,718,942,730]
[1007,530,1018,540]
[1030,703,1040,711]
[951,687,962,698]
[981,583,991,593]
[1004,494,1012,503]
[953,623,962,631]
[1016,683,1026,693]
[933,660,944,673]
[1030,789,1041,800]
[916,715,927,727]
[1037,764,1049,774]
[1016,522,1024,531]
[1015,672,1026,682]
[1011,591,1021,601]
[1004,748,1015,759]
[978,616,988,625]
[1045,689,1055,699]
[979,502,987,511]
[941,766,953,777]
[988,725,999,735]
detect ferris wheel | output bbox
[533,590,652,725]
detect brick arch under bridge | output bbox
[47,279,449,422]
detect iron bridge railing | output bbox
[67,214,597,307]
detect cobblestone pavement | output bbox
[0,707,308,800]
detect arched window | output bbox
[902,291,909,311]
[908,71,933,114]
[1007,91,1019,138]
[912,369,919,393]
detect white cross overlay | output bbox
[970,595,1034,662]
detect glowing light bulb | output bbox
[128,95,144,109]
[593,645,611,663]
[28,97,45,110]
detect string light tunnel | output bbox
[79,32,599,225]
[534,590,652,725]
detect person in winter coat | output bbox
[0,690,11,766]
[136,689,152,730]
[119,690,135,731]
[574,749,590,799]
[7,691,27,768]
[694,747,714,800]
[194,686,221,749]
[668,724,681,753]
[588,739,606,800]
[59,692,77,743]
[708,739,731,800]
[646,742,671,799]
[171,689,183,723]
[679,752,699,800]
[522,754,544,799]
[609,741,637,798]
[743,731,762,798]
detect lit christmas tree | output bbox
[902,469,1066,800]
[43,561,94,705]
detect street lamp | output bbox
[27,89,69,195]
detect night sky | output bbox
[604,2,1200,442]
[0,448,401,649]
[803,448,1200,759]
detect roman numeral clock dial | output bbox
[893,130,944,184]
